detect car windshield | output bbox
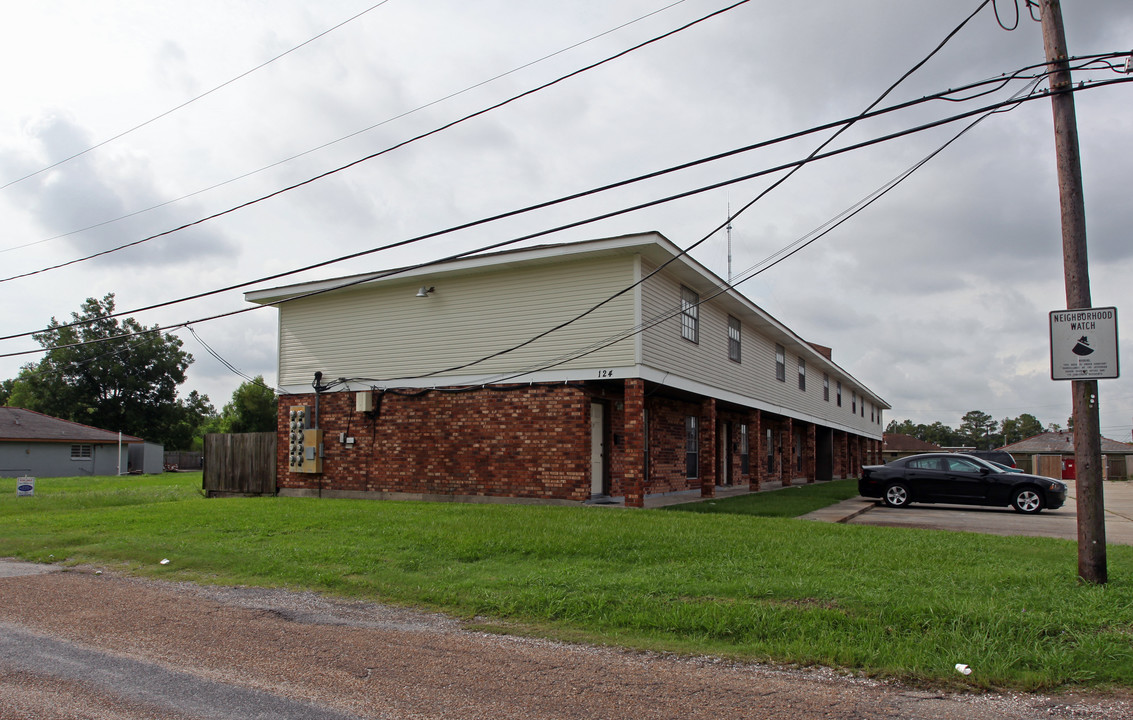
[958,455,1002,472]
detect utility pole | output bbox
[1038,0,1106,584]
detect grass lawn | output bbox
[2,473,1132,692]
[661,478,864,517]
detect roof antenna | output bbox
[726,202,733,283]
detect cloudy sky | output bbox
[0,0,1129,442]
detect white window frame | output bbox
[680,286,699,344]
[727,316,741,362]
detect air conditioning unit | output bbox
[356,391,373,413]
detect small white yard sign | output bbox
[16,476,35,497]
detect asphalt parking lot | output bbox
[804,479,1133,546]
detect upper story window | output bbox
[680,286,699,344]
[823,373,830,401]
[836,381,842,407]
[797,358,806,391]
[775,344,786,382]
[870,403,874,422]
[727,316,741,362]
[852,391,857,414]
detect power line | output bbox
[2,56,1114,346]
[0,0,754,283]
[0,1,395,192]
[351,0,1067,384]
[382,77,1048,388]
[185,325,285,394]
[9,74,1118,363]
[0,0,693,257]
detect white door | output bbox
[590,402,605,495]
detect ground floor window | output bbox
[70,444,93,460]
[766,427,775,474]
[685,416,699,479]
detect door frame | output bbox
[589,401,609,497]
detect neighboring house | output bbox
[882,433,942,462]
[246,232,889,507]
[1000,431,1133,481]
[0,407,151,477]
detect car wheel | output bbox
[1011,487,1044,514]
[883,482,911,508]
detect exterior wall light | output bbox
[416,286,435,297]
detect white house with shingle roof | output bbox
[0,407,145,477]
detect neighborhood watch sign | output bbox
[1049,307,1119,380]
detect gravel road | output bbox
[0,561,1129,720]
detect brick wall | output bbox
[277,385,592,501]
[645,395,703,495]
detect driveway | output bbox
[805,480,1133,546]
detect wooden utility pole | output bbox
[1039,0,1106,583]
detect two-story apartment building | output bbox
[245,232,887,506]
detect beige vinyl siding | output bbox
[278,254,637,386]
[641,262,881,433]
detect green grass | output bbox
[2,473,1132,692]
[661,478,862,516]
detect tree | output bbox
[1015,413,1045,440]
[959,410,997,449]
[1000,416,1020,446]
[7,294,213,449]
[214,377,277,434]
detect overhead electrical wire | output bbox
[2,54,1120,347]
[7,75,1125,363]
[185,325,285,394]
[0,1,395,192]
[355,0,1008,384]
[0,0,754,283]
[469,80,1050,389]
[0,73,1078,346]
[0,0,694,256]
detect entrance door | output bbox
[815,427,834,482]
[590,402,607,496]
[1062,456,1077,480]
[719,421,732,486]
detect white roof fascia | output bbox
[247,232,888,408]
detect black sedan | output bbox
[859,453,1067,514]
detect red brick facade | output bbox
[278,385,592,501]
[275,379,882,505]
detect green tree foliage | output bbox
[959,410,997,449]
[4,294,214,449]
[213,376,277,434]
[1015,413,1045,440]
[886,411,1054,449]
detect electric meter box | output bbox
[287,405,323,474]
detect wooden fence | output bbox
[164,450,202,470]
[203,433,277,497]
